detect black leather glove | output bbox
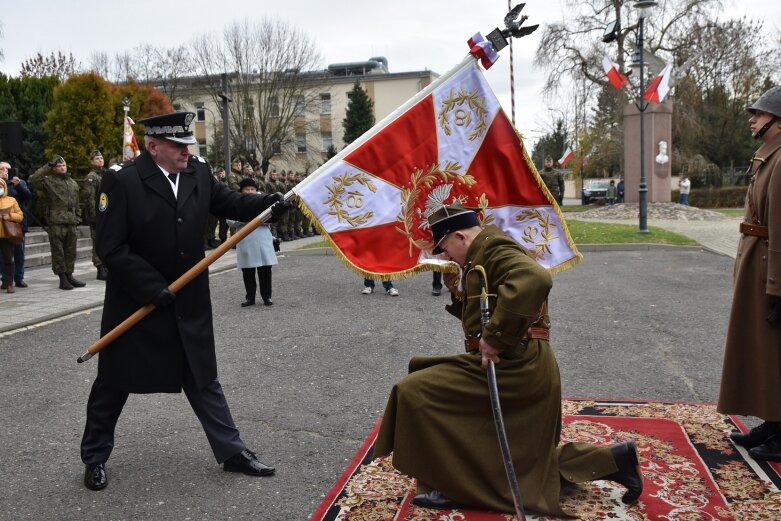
[270,198,295,220]
[152,288,176,308]
[768,295,781,325]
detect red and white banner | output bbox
[558,146,574,167]
[123,116,141,161]
[294,56,581,278]
[644,63,673,104]
[602,55,629,90]
[467,32,500,70]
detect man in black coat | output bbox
[80,111,288,491]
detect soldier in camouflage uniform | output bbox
[296,172,314,237]
[279,171,295,240]
[81,150,108,280]
[227,158,243,191]
[540,156,565,206]
[28,155,86,290]
[287,172,302,239]
[264,170,279,238]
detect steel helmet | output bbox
[748,86,781,118]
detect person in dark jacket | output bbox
[80,111,289,491]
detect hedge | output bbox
[672,186,747,208]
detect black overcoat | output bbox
[95,151,278,393]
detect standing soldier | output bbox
[28,155,86,290]
[227,158,243,191]
[719,86,781,460]
[297,172,314,237]
[82,150,108,280]
[540,156,565,206]
[288,172,303,239]
[266,170,279,239]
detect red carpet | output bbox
[312,399,781,520]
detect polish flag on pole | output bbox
[122,116,141,161]
[467,32,500,69]
[558,146,574,167]
[293,54,581,278]
[602,55,629,90]
[644,63,673,103]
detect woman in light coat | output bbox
[0,178,24,294]
[228,178,278,306]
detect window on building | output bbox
[296,133,307,153]
[196,102,205,122]
[270,97,280,117]
[320,93,331,114]
[322,131,332,151]
[199,144,207,157]
[272,140,282,154]
[294,95,305,116]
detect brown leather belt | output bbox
[740,222,768,238]
[464,326,550,351]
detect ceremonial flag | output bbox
[123,116,141,161]
[558,146,574,167]
[602,55,629,90]
[467,33,500,70]
[294,55,581,278]
[644,63,673,104]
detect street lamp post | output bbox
[632,0,657,234]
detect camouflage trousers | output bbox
[89,224,102,267]
[48,224,78,274]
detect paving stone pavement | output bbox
[0,235,326,335]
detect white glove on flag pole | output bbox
[644,64,673,103]
[293,37,581,279]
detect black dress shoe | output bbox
[749,433,781,461]
[84,463,107,490]
[223,449,275,476]
[605,441,643,504]
[412,490,459,509]
[15,279,27,288]
[262,298,273,306]
[241,299,255,307]
[432,287,442,296]
[731,421,779,449]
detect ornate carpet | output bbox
[312,399,781,520]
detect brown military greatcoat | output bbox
[374,225,617,515]
[719,131,781,419]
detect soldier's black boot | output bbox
[96,265,108,281]
[730,421,779,449]
[58,273,74,290]
[241,297,256,307]
[67,273,86,287]
[605,441,643,504]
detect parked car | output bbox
[581,179,610,205]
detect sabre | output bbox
[76,195,293,363]
[467,265,526,521]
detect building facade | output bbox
[166,58,438,174]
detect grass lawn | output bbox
[565,219,696,245]
[713,208,744,217]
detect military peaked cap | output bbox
[428,205,481,254]
[137,111,197,145]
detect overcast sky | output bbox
[0,0,778,147]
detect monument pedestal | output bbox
[623,100,673,203]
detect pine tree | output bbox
[342,81,375,146]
